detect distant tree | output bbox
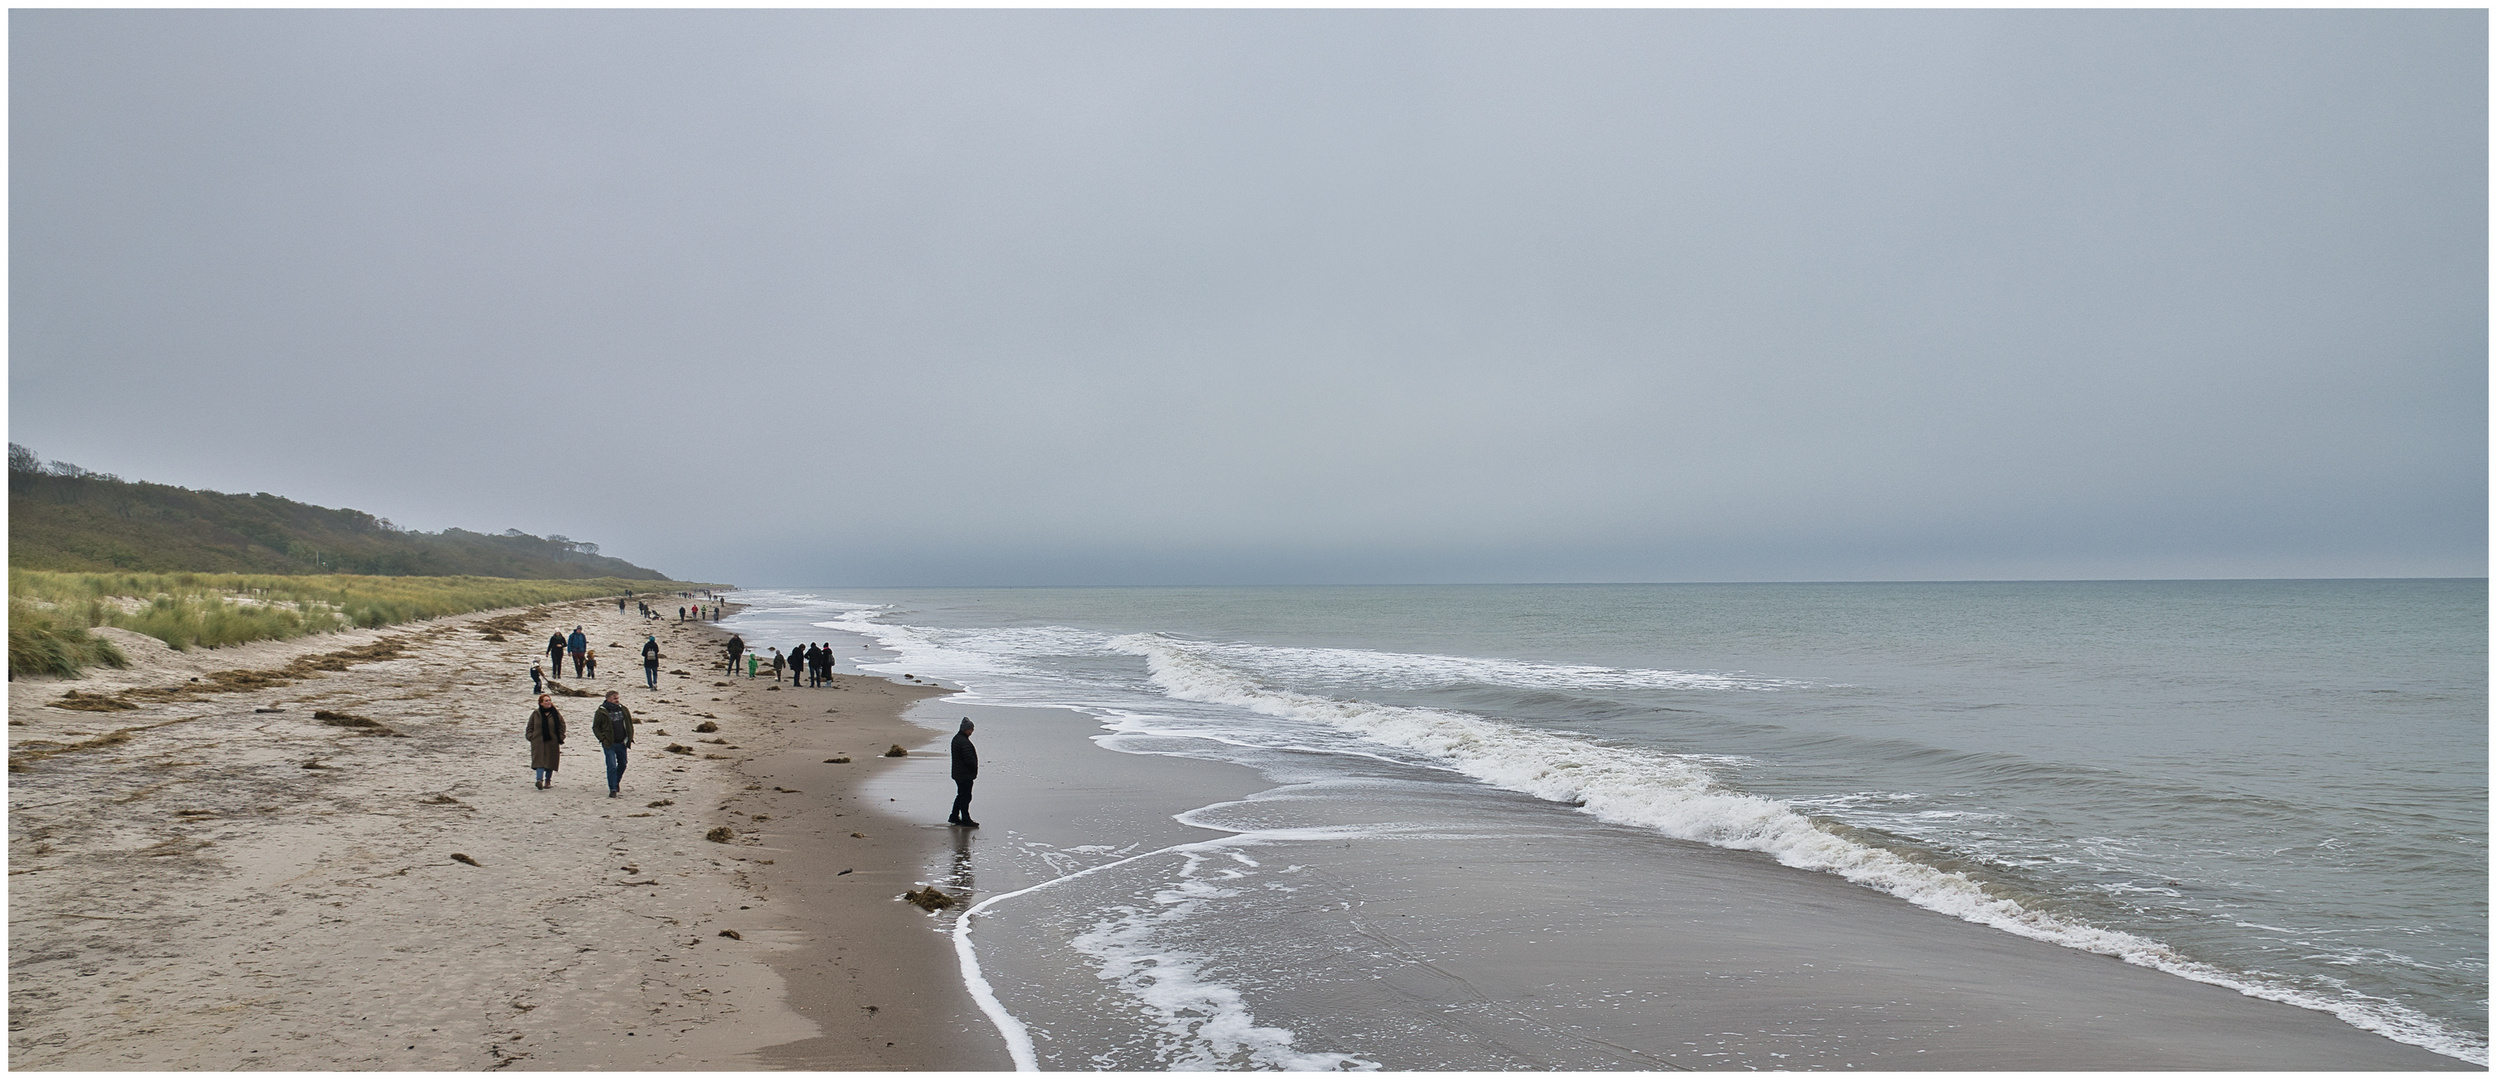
[8,443,39,473]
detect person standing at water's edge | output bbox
[724,633,745,675]
[591,691,634,798]
[948,718,979,828]
[525,694,565,790]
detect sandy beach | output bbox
[7,595,1005,1070]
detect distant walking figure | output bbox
[525,694,565,789]
[567,627,589,678]
[547,632,567,673]
[641,635,662,689]
[591,691,635,797]
[529,662,544,696]
[948,718,979,827]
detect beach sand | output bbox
[7,597,1004,1070]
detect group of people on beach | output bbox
[523,689,636,797]
[519,599,981,825]
[716,634,837,683]
[544,627,597,679]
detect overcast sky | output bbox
[11,10,2486,586]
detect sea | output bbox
[720,580,2486,1067]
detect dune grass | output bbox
[8,600,130,678]
[9,571,689,676]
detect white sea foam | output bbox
[1163,639,1800,694]
[1109,632,2490,1066]
[1067,850,1379,1072]
[954,835,1378,1072]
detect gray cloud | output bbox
[11,10,2484,584]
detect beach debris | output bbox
[824,757,851,764]
[313,710,402,736]
[450,853,482,867]
[712,681,732,687]
[883,745,907,757]
[420,793,464,805]
[174,808,215,817]
[252,706,285,713]
[652,728,669,735]
[699,737,727,745]
[717,929,742,940]
[694,721,719,733]
[50,691,138,712]
[669,669,689,675]
[300,759,331,769]
[704,753,730,759]
[697,712,717,719]
[838,868,853,876]
[764,685,780,691]
[773,786,800,793]
[664,744,693,755]
[902,885,957,911]
[850,832,867,839]
[706,827,734,843]
[646,799,673,808]
[545,681,597,698]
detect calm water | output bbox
[725,580,2487,1065]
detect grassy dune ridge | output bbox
[9,571,696,677]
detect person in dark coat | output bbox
[948,717,979,827]
[591,691,635,798]
[526,694,565,789]
[547,632,567,674]
[641,635,662,689]
[724,634,746,675]
[567,627,589,677]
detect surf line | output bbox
[949,832,1264,1072]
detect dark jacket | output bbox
[950,729,978,781]
[567,629,588,654]
[642,638,661,662]
[526,706,565,770]
[591,701,635,747]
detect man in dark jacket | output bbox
[591,691,635,798]
[724,634,745,675]
[641,635,662,689]
[948,717,979,827]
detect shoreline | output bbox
[780,593,2473,1071]
[7,595,1006,1070]
[670,612,1013,1069]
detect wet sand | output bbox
[7,596,1004,1070]
[855,694,2473,1071]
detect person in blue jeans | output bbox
[591,690,635,798]
[641,635,662,689]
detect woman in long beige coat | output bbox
[526,694,566,789]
